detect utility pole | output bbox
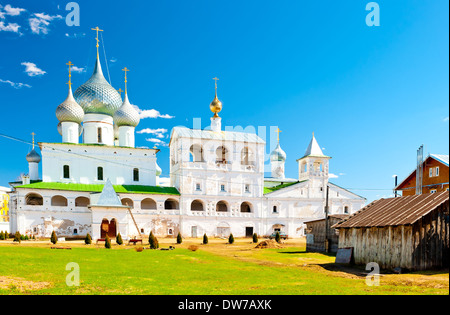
[394,175,398,197]
[324,185,330,253]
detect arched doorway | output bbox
[101,218,118,238]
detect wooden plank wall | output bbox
[338,200,449,270]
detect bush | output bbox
[252,233,258,243]
[188,245,198,251]
[149,231,159,249]
[24,235,29,241]
[275,231,281,243]
[176,232,182,244]
[202,233,208,245]
[228,233,234,244]
[0,231,4,240]
[50,231,57,244]
[85,233,92,245]
[105,235,111,249]
[135,245,143,252]
[13,231,21,243]
[116,233,123,245]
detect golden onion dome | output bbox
[210,93,222,117]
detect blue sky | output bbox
[0,0,448,202]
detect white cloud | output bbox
[132,106,174,119]
[328,173,339,179]
[65,32,86,39]
[21,62,46,77]
[2,4,26,16]
[110,57,117,63]
[29,12,62,35]
[0,21,20,33]
[71,66,85,73]
[0,78,31,89]
[137,128,168,134]
[444,117,449,122]
[146,138,168,147]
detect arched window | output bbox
[141,198,157,210]
[51,195,68,207]
[97,167,103,181]
[75,197,90,207]
[121,198,134,207]
[344,206,349,214]
[216,146,229,164]
[25,193,43,206]
[241,147,253,165]
[97,127,102,143]
[240,202,252,213]
[191,200,204,211]
[63,165,70,179]
[133,168,139,182]
[165,199,179,210]
[189,144,204,162]
[216,201,228,212]
[273,205,278,213]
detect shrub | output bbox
[85,233,92,245]
[149,231,159,249]
[252,233,258,243]
[275,231,281,243]
[176,232,182,244]
[20,235,25,241]
[0,231,4,240]
[24,235,29,241]
[135,245,144,252]
[50,231,57,244]
[188,245,198,251]
[228,233,234,244]
[116,233,123,245]
[105,235,111,249]
[202,233,208,245]
[13,231,21,243]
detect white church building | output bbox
[7,37,365,240]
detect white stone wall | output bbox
[40,143,158,186]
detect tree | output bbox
[0,231,4,240]
[176,232,182,244]
[149,231,159,249]
[105,235,111,249]
[202,233,208,245]
[275,231,281,243]
[252,233,258,243]
[228,233,234,244]
[50,231,57,244]
[116,233,123,245]
[13,231,21,243]
[85,233,92,245]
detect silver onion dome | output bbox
[56,86,84,124]
[113,93,140,127]
[26,149,41,163]
[155,161,162,177]
[73,56,122,117]
[270,143,286,162]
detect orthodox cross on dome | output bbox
[276,127,282,144]
[66,61,73,88]
[31,132,35,149]
[117,88,123,97]
[91,26,103,56]
[213,77,219,95]
[122,67,130,94]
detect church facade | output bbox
[7,37,365,240]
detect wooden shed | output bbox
[333,192,449,271]
[305,215,349,253]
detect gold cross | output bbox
[31,132,35,149]
[122,67,129,93]
[213,77,219,91]
[117,88,123,97]
[91,26,103,55]
[66,61,74,87]
[276,128,282,143]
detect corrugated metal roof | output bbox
[334,191,449,228]
[171,127,265,144]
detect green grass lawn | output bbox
[0,240,448,295]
